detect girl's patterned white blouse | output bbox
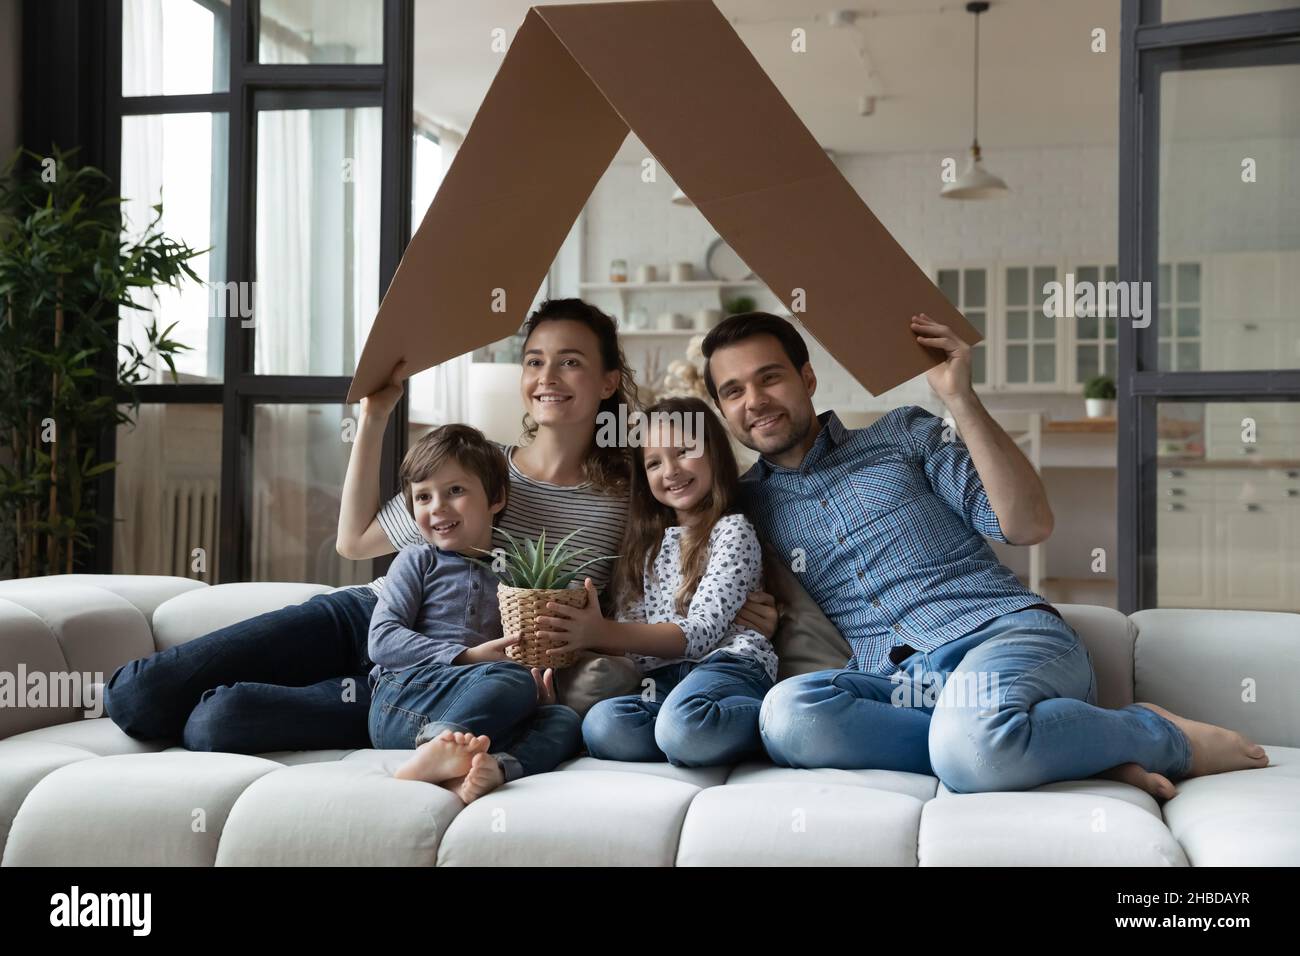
[616,512,778,681]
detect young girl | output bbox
[533,396,778,767]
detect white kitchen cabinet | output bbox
[1216,500,1291,610]
[1156,466,1300,611]
[1203,251,1300,371]
[1156,499,1215,607]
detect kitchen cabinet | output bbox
[1156,465,1300,611]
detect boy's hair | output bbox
[701,311,811,403]
[400,424,508,520]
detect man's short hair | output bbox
[399,424,508,519]
[701,311,811,402]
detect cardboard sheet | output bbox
[347,0,980,404]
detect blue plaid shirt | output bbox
[740,407,1045,676]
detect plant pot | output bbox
[1085,398,1116,418]
[498,582,586,669]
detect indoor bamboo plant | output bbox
[0,147,201,577]
[474,527,620,669]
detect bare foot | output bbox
[1136,702,1269,779]
[1100,762,1177,800]
[447,752,506,805]
[393,730,489,783]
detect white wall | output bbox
[582,143,1120,418]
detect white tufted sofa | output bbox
[1,574,1297,866]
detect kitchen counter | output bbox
[1157,458,1300,470]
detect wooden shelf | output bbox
[579,279,763,292]
[1045,418,1116,433]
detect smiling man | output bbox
[701,311,1269,799]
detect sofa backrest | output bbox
[2,575,1297,749]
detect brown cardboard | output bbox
[347,0,980,404]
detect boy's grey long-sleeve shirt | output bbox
[367,542,504,686]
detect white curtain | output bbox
[407,119,470,427]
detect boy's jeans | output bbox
[369,659,581,781]
[582,654,774,767]
[760,607,1193,793]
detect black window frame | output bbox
[1117,0,1300,612]
[90,0,413,582]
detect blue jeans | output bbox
[582,654,775,767]
[105,587,378,753]
[760,607,1193,793]
[368,659,581,781]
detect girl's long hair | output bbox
[613,395,743,616]
[518,298,641,495]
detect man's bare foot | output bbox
[1136,702,1269,779]
[1100,762,1177,800]
[447,752,506,805]
[393,730,490,783]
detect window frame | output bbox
[99,0,414,582]
[1118,0,1300,612]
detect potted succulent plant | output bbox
[1083,375,1117,419]
[473,527,620,669]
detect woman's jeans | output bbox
[368,660,581,781]
[104,587,379,753]
[759,607,1193,793]
[582,654,774,767]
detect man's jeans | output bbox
[369,660,581,781]
[104,587,378,753]
[760,607,1193,793]
[582,654,774,767]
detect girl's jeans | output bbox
[582,654,774,767]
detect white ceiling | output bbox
[412,0,1128,159]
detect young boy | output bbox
[367,424,581,803]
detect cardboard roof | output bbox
[346,0,980,404]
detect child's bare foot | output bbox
[393,730,490,783]
[1100,762,1177,800]
[1136,702,1269,779]
[447,751,506,805]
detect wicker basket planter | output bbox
[474,526,620,672]
[498,582,588,670]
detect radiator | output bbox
[158,480,366,585]
[160,479,221,580]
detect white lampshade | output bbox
[466,362,526,446]
[941,145,1008,200]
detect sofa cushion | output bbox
[762,543,852,678]
[151,582,335,650]
[5,716,168,756]
[553,652,642,717]
[0,574,205,626]
[918,790,1188,866]
[1158,744,1300,866]
[0,601,86,738]
[437,770,700,866]
[725,761,938,802]
[1131,608,1300,748]
[1056,603,1136,710]
[3,752,281,866]
[556,755,731,789]
[677,781,924,866]
[0,741,98,859]
[216,756,461,865]
[0,584,155,684]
